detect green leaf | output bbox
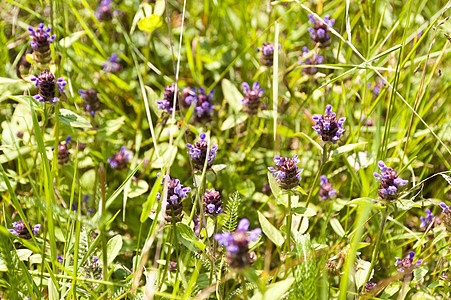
[395,199,421,211]
[221,79,244,113]
[237,180,255,197]
[330,218,346,237]
[57,109,91,128]
[251,277,295,300]
[100,235,123,266]
[292,206,316,217]
[220,113,248,131]
[153,0,165,16]
[128,179,149,198]
[258,211,284,247]
[267,172,281,199]
[380,282,401,298]
[16,249,33,261]
[145,85,162,118]
[355,259,372,288]
[140,174,163,223]
[176,223,205,252]
[330,142,367,159]
[138,15,163,33]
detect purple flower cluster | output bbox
[28,23,55,65]
[203,189,223,216]
[268,155,303,190]
[440,203,451,232]
[319,175,337,200]
[257,42,280,66]
[214,218,261,269]
[84,256,102,279]
[307,14,335,48]
[103,53,121,73]
[298,47,324,75]
[241,82,264,115]
[95,0,115,21]
[56,136,72,165]
[312,105,346,144]
[181,87,215,122]
[8,220,41,240]
[186,133,218,171]
[107,146,132,170]
[156,175,191,223]
[80,88,101,116]
[31,69,67,103]
[157,83,180,113]
[395,251,422,272]
[373,161,408,201]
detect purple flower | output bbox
[420,208,438,230]
[440,202,451,232]
[181,87,215,122]
[72,194,94,214]
[373,161,408,201]
[56,138,70,165]
[95,0,115,21]
[156,175,191,223]
[107,146,132,170]
[395,251,422,272]
[241,82,264,115]
[307,14,335,48]
[368,79,386,99]
[257,42,280,66]
[8,220,41,239]
[214,218,261,269]
[268,155,303,190]
[312,104,346,143]
[298,47,324,75]
[28,23,55,65]
[363,281,377,292]
[186,133,218,171]
[57,255,64,264]
[103,53,121,73]
[319,175,337,200]
[203,189,223,216]
[80,89,101,116]
[31,69,67,103]
[157,83,180,113]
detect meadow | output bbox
[0,0,451,299]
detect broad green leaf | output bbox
[59,31,86,48]
[251,277,295,300]
[292,206,316,217]
[331,142,367,159]
[396,199,421,210]
[267,172,281,199]
[57,109,91,128]
[128,179,149,198]
[330,218,346,237]
[221,79,244,113]
[138,15,163,33]
[99,235,123,266]
[380,282,401,298]
[237,180,255,197]
[16,249,33,261]
[220,113,248,131]
[355,259,372,288]
[258,211,284,247]
[140,171,163,223]
[145,85,162,118]
[153,0,165,16]
[176,223,205,251]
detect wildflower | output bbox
[298,47,324,75]
[157,83,180,113]
[55,136,72,165]
[80,89,101,116]
[312,104,346,144]
[186,133,218,171]
[319,175,337,200]
[181,87,215,122]
[193,215,205,236]
[307,14,335,48]
[268,155,303,190]
[31,69,67,103]
[214,218,261,269]
[57,255,64,264]
[8,220,41,239]
[368,79,386,99]
[257,42,280,66]
[103,53,121,73]
[84,256,102,279]
[107,146,132,170]
[203,189,223,216]
[395,251,422,272]
[72,195,95,214]
[363,281,377,293]
[157,175,191,223]
[420,208,439,230]
[241,82,264,115]
[440,203,451,232]
[28,23,55,65]
[373,161,408,201]
[95,0,115,21]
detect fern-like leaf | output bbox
[224,191,240,232]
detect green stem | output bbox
[363,206,389,286]
[240,272,248,300]
[285,192,293,254]
[209,218,218,285]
